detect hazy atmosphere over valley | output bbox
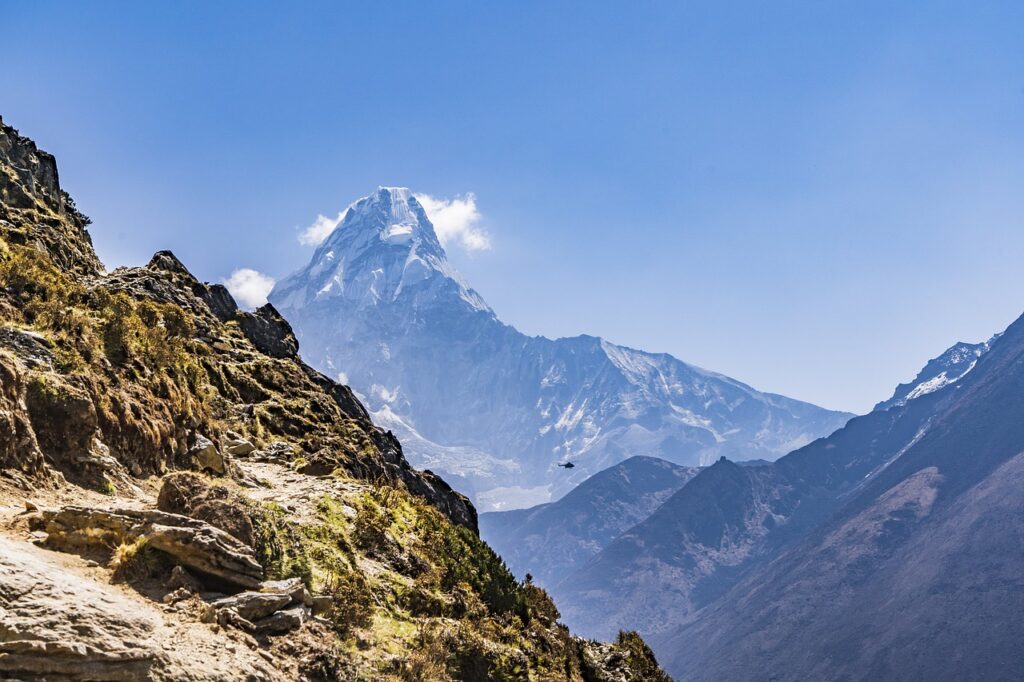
[2,2,1023,681]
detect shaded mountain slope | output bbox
[665,310,1024,680]
[552,377,945,642]
[480,455,699,586]
[553,327,1016,653]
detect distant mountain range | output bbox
[479,455,699,586]
[545,318,1024,680]
[270,187,851,510]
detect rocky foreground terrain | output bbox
[0,117,669,681]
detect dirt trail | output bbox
[235,460,368,523]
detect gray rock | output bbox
[253,441,294,463]
[42,506,264,589]
[224,438,256,457]
[203,592,291,623]
[236,304,298,359]
[200,283,239,322]
[260,577,308,605]
[0,325,55,369]
[253,605,310,634]
[145,523,263,589]
[188,434,225,474]
[0,536,162,680]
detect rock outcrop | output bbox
[0,115,102,276]
[41,506,265,589]
[236,304,299,360]
[0,536,280,681]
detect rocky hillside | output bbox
[270,187,851,510]
[480,456,699,587]
[0,116,669,681]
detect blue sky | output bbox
[3,1,1023,413]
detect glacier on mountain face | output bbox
[271,187,852,510]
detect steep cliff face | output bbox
[0,118,668,681]
[0,115,101,276]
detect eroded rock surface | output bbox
[0,536,162,680]
[0,536,280,681]
[42,506,264,589]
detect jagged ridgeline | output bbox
[0,117,670,681]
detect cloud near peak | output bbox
[296,191,492,253]
[298,209,348,246]
[223,268,276,309]
[415,192,491,252]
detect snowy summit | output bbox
[271,187,852,510]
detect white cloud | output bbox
[223,268,276,309]
[414,192,491,252]
[298,209,348,246]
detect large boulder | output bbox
[156,471,228,515]
[187,434,225,474]
[42,506,264,589]
[157,472,255,547]
[202,591,291,623]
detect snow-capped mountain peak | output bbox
[270,187,851,510]
[873,334,1000,412]
[273,187,490,314]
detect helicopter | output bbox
[557,461,575,469]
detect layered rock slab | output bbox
[42,506,264,589]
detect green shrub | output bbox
[248,502,313,585]
[613,630,672,682]
[323,569,374,636]
[413,506,525,619]
[523,583,560,626]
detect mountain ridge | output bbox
[544,313,1024,680]
[664,308,1024,680]
[271,186,852,510]
[479,455,700,586]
